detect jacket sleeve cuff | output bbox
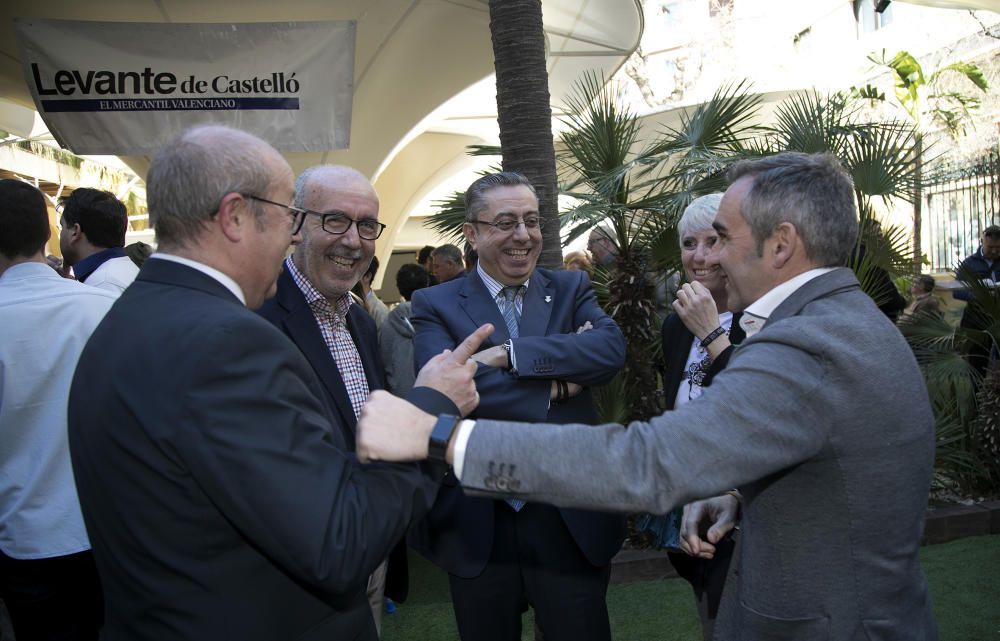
[404,386,460,418]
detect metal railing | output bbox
[924,150,999,273]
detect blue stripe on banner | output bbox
[39,97,300,112]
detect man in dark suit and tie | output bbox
[67,125,487,641]
[409,172,626,641]
[256,164,400,634]
[358,153,939,641]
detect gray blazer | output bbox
[461,268,937,641]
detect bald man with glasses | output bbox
[256,164,406,634]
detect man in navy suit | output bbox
[68,125,485,641]
[409,172,626,641]
[257,164,401,634]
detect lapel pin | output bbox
[544,295,552,303]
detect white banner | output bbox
[14,19,356,155]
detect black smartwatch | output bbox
[428,414,462,464]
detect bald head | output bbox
[294,165,378,212]
[147,124,290,250]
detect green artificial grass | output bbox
[383,534,1000,641]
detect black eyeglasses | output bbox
[469,216,545,233]
[243,195,307,235]
[303,210,386,240]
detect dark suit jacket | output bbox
[257,265,411,601]
[68,259,452,641]
[256,267,384,452]
[661,312,745,411]
[408,267,627,578]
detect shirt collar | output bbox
[285,256,352,318]
[739,267,836,337]
[150,253,246,305]
[74,247,126,282]
[476,261,530,299]
[0,261,63,283]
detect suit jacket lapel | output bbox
[519,270,552,338]
[459,272,510,346]
[346,306,384,392]
[768,268,860,325]
[275,268,359,444]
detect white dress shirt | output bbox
[739,268,836,338]
[0,262,117,558]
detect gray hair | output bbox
[432,243,463,264]
[464,172,537,222]
[146,125,275,249]
[677,193,724,244]
[726,152,858,266]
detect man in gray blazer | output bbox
[357,152,938,640]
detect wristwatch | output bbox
[428,414,462,464]
[501,339,514,371]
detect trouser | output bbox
[366,558,388,637]
[447,501,612,641]
[0,549,103,641]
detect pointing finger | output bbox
[448,324,495,365]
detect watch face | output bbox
[429,415,460,462]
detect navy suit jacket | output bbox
[408,267,627,578]
[69,259,451,641]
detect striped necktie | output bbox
[500,286,522,338]
[500,285,526,512]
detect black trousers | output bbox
[668,534,737,641]
[0,549,102,641]
[447,501,612,641]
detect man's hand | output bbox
[357,325,493,463]
[679,494,739,559]
[471,345,507,369]
[414,324,494,416]
[357,391,436,463]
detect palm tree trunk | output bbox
[488,0,561,269]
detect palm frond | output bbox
[840,122,920,205]
[423,190,469,243]
[644,81,762,165]
[857,201,914,273]
[899,312,961,353]
[768,90,853,156]
[928,393,980,489]
[423,158,502,241]
[558,71,641,203]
